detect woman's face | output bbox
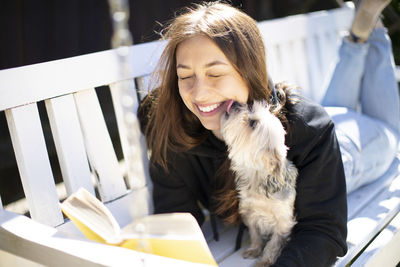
[176,35,249,139]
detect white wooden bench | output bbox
[1,2,400,266]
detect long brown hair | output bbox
[140,1,297,224]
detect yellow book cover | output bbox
[60,188,217,266]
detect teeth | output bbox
[198,103,221,112]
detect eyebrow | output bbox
[176,60,228,69]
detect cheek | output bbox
[219,76,249,103]
[235,77,250,102]
[178,87,192,111]
[237,84,249,103]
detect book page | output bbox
[120,213,217,266]
[60,188,122,244]
[121,213,202,238]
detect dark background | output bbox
[1,0,399,206]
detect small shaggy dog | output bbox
[220,100,298,266]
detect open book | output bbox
[60,188,217,266]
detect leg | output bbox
[324,1,399,192]
[360,27,400,134]
[321,38,368,110]
[326,29,399,192]
[242,226,263,258]
[322,0,393,109]
[257,232,287,267]
[327,107,399,193]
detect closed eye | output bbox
[178,76,193,80]
[208,74,223,78]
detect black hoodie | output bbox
[138,96,348,266]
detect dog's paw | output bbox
[242,247,262,258]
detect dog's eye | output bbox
[249,119,258,129]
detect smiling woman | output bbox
[137,2,348,266]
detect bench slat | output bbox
[355,211,400,267]
[314,32,341,102]
[314,35,329,102]
[5,104,63,226]
[45,95,95,197]
[291,39,310,96]
[280,41,297,85]
[109,81,150,190]
[74,89,127,202]
[265,44,280,82]
[306,34,324,101]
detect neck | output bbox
[212,129,224,140]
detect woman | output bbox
[139,2,348,266]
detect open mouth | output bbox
[198,103,222,113]
[196,100,232,116]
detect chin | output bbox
[200,120,221,132]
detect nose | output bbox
[192,77,211,102]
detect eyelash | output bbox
[178,74,223,80]
[179,76,192,80]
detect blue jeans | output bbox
[322,28,400,193]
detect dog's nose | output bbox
[230,101,241,112]
[225,101,242,116]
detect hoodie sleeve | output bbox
[272,100,348,266]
